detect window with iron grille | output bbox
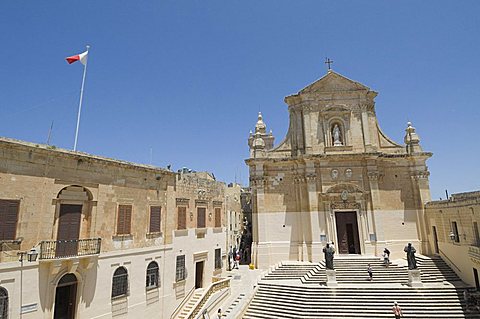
[117,205,132,235]
[149,206,161,233]
[0,200,19,241]
[197,207,206,228]
[146,261,159,289]
[111,267,128,298]
[0,287,8,319]
[176,255,186,282]
[177,207,186,230]
[214,248,222,270]
[214,208,221,228]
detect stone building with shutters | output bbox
[424,191,480,289]
[0,137,233,319]
[246,70,433,268]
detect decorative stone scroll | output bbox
[411,171,430,180]
[176,198,189,206]
[331,201,361,210]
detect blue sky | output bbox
[0,1,479,199]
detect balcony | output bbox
[39,238,101,260]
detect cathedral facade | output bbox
[246,70,433,268]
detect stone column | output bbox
[410,169,431,253]
[367,170,384,245]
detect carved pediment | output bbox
[299,71,370,94]
[326,182,363,194]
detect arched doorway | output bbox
[54,273,77,319]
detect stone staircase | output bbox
[176,288,204,319]
[264,255,463,284]
[243,283,479,318]
[244,255,478,318]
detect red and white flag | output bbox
[65,50,88,65]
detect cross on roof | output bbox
[325,57,333,70]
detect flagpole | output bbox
[73,45,90,151]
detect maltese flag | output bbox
[65,50,88,65]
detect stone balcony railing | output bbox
[39,238,101,260]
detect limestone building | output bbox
[425,191,480,289]
[0,138,235,319]
[246,70,433,268]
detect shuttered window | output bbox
[197,207,206,228]
[0,200,19,241]
[215,208,221,228]
[117,205,132,235]
[177,207,186,230]
[149,206,161,233]
[176,255,186,282]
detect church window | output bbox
[176,255,186,282]
[146,261,159,289]
[149,206,161,233]
[0,200,19,241]
[112,267,129,298]
[116,205,132,235]
[197,207,206,228]
[177,207,186,230]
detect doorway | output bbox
[56,204,82,257]
[54,273,77,319]
[195,261,204,289]
[335,211,361,254]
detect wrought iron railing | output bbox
[39,238,101,260]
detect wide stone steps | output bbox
[243,283,479,319]
[263,256,463,284]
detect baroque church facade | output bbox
[247,70,433,268]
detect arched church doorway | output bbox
[335,212,361,254]
[54,273,78,319]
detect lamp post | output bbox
[18,248,38,318]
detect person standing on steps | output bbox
[392,301,403,318]
[367,264,373,281]
[383,248,390,267]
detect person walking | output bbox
[367,264,373,281]
[383,248,390,267]
[392,301,403,318]
[217,308,224,318]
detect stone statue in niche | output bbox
[332,124,343,146]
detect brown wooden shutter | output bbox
[177,207,186,230]
[215,208,221,228]
[197,207,206,228]
[0,200,19,240]
[149,206,161,233]
[117,205,132,235]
